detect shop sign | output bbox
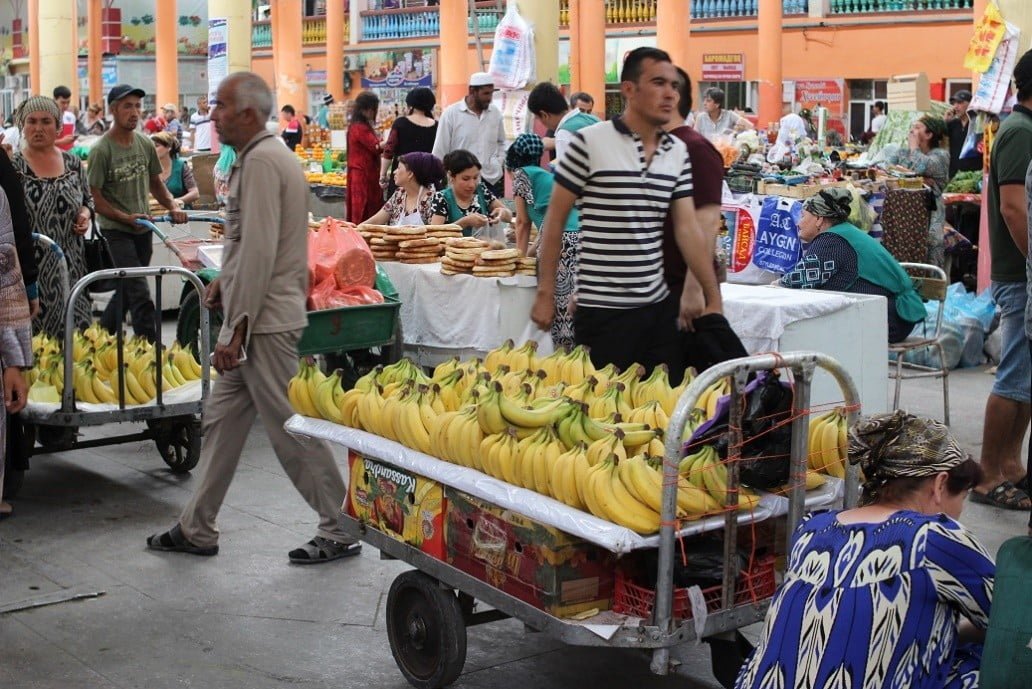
[702,54,745,82]
[360,50,434,89]
[794,79,844,116]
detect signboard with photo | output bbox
[361,50,434,89]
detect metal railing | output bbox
[829,0,973,12]
[251,16,348,48]
[559,0,658,27]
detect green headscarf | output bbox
[803,187,853,222]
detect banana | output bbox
[805,471,826,490]
[27,381,61,404]
[429,410,460,461]
[594,460,661,534]
[516,430,546,489]
[550,443,582,508]
[484,339,514,375]
[534,428,563,496]
[140,362,159,399]
[494,430,520,485]
[821,411,845,479]
[807,412,828,471]
[699,453,760,511]
[580,461,609,521]
[432,356,461,382]
[507,339,538,373]
[586,430,627,467]
[476,383,508,435]
[831,412,848,479]
[591,364,619,396]
[124,364,152,404]
[497,393,573,429]
[339,389,364,428]
[89,369,118,404]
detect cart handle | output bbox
[650,351,862,676]
[60,266,212,413]
[148,213,226,226]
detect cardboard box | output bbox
[346,452,445,559]
[887,73,931,112]
[444,488,615,617]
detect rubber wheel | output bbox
[176,289,222,360]
[386,570,467,689]
[153,418,201,473]
[35,424,76,452]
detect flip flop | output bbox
[969,481,1031,511]
[288,536,361,565]
[146,524,219,556]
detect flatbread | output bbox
[398,238,440,249]
[445,237,489,249]
[515,270,538,276]
[480,248,520,261]
[357,223,390,233]
[445,247,487,258]
[475,260,517,270]
[385,225,425,236]
[425,223,463,233]
[472,271,515,278]
[441,258,474,270]
[400,256,441,265]
[473,264,516,273]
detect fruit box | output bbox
[444,488,615,617]
[346,452,445,559]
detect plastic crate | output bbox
[612,556,776,620]
[298,296,400,355]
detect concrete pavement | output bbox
[1,362,1028,689]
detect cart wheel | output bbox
[35,424,76,452]
[154,418,201,473]
[176,289,222,359]
[386,570,467,689]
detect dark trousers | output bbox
[573,294,685,382]
[484,177,505,199]
[100,229,156,342]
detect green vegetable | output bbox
[946,170,981,193]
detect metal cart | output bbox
[19,248,212,479]
[325,351,862,689]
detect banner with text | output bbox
[794,79,844,116]
[702,53,745,82]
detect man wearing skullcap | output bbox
[431,72,506,197]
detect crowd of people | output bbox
[0,41,1029,686]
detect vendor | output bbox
[428,149,512,236]
[887,115,950,269]
[737,411,994,689]
[779,188,925,343]
[151,131,198,209]
[505,133,580,350]
[361,151,443,226]
[693,87,753,141]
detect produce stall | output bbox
[284,348,861,688]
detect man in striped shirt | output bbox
[531,47,722,376]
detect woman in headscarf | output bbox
[887,115,951,269]
[12,95,94,340]
[150,131,198,209]
[361,151,443,226]
[379,86,438,197]
[780,187,925,343]
[737,411,994,689]
[506,133,581,350]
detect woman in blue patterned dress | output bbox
[737,411,994,689]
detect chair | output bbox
[888,263,950,425]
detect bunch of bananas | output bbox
[27,328,203,406]
[808,408,848,478]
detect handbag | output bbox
[82,221,116,293]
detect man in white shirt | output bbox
[190,96,212,152]
[870,101,887,134]
[53,85,77,151]
[431,72,507,197]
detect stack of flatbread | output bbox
[440,237,490,275]
[397,236,443,264]
[424,224,463,242]
[356,223,389,248]
[516,256,537,277]
[472,248,520,278]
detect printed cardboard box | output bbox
[444,488,614,617]
[346,451,445,559]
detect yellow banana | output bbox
[594,460,661,534]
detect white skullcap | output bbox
[469,72,494,87]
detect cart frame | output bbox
[329,351,862,688]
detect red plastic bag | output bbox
[307,217,376,290]
[307,278,384,311]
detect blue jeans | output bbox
[991,281,1030,403]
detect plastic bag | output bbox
[518,322,554,357]
[487,1,535,90]
[753,196,803,275]
[308,217,376,289]
[308,281,384,311]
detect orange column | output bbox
[156,0,179,109]
[70,0,79,105]
[87,0,103,107]
[438,0,470,106]
[657,0,690,72]
[757,0,783,128]
[274,0,306,114]
[579,0,606,117]
[28,0,40,93]
[326,0,345,101]
[568,0,581,93]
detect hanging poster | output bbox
[207,17,228,101]
[964,2,1007,73]
[361,50,434,89]
[970,20,1021,115]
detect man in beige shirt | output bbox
[147,72,358,563]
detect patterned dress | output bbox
[888,147,950,270]
[736,510,994,689]
[14,152,94,340]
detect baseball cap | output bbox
[949,90,972,104]
[107,84,146,104]
[469,72,494,88]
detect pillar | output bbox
[87,0,103,106]
[274,0,306,114]
[155,1,179,110]
[579,0,606,117]
[657,0,691,73]
[36,0,76,98]
[757,0,783,128]
[70,0,79,105]
[520,0,559,85]
[208,0,254,76]
[568,0,581,93]
[326,0,345,101]
[28,0,40,93]
[439,0,470,106]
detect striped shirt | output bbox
[554,117,693,308]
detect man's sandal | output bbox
[146,524,219,556]
[969,481,1031,511]
[288,536,361,565]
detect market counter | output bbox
[377,263,889,415]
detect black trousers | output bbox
[573,294,685,382]
[100,229,157,342]
[484,177,505,199]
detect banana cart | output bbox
[14,240,213,494]
[285,351,863,689]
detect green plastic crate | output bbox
[298,295,400,355]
